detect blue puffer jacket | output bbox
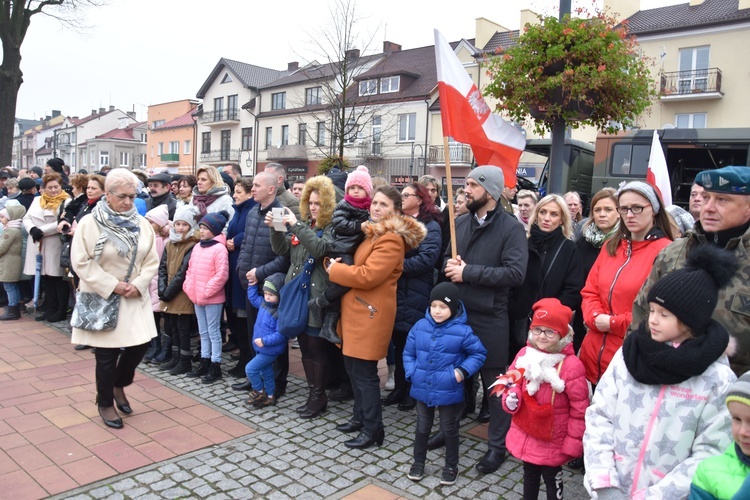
[246,275,286,357]
[404,304,487,407]
[394,218,442,332]
[226,197,256,310]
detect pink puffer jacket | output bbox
[149,233,168,311]
[183,234,228,306]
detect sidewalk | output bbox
[0,315,586,499]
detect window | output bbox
[265,127,273,149]
[140,133,147,143]
[169,141,179,154]
[344,115,359,144]
[220,130,231,161]
[221,72,232,84]
[371,116,382,155]
[676,113,707,129]
[90,150,95,165]
[184,140,191,155]
[138,154,147,167]
[241,127,253,150]
[305,87,321,105]
[152,119,165,129]
[678,46,709,93]
[227,94,238,120]
[298,123,306,145]
[380,76,400,93]
[201,132,211,153]
[610,143,650,176]
[359,80,377,96]
[99,151,109,167]
[158,142,164,155]
[271,92,286,110]
[213,97,224,119]
[316,122,325,146]
[398,113,417,142]
[119,152,129,167]
[281,125,289,146]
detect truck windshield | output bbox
[611,143,650,176]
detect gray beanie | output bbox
[467,166,505,201]
[616,181,661,214]
[173,205,199,231]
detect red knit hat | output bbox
[530,298,572,335]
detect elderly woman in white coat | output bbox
[22,172,71,322]
[70,168,159,430]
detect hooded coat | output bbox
[0,204,27,282]
[158,231,199,315]
[183,233,229,306]
[329,214,426,361]
[22,195,71,277]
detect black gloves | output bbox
[29,227,44,243]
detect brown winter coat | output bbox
[159,231,199,315]
[329,214,426,361]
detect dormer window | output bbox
[359,80,377,96]
[380,76,400,93]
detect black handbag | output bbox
[59,235,72,269]
[277,256,314,339]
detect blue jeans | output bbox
[245,352,277,396]
[3,282,19,306]
[195,304,223,363]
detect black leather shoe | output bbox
[398,395,416,411]
[113,389,132,414]
[98,406,123,429]
[477,407,490,423]
[74,344,91,351]
[475,450,506,474]
[231,380,252,391]
[222,341,238,353]
[381,388,405,406]
[328,385,354,402]
[344,428,384,449]
[426,431,445,450]
[335,420,363,433]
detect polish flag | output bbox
[646,130,672,206]
[434,29,526,187]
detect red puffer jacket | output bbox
[579,236,670,384]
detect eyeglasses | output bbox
[617,204,650,215]
[530,327,559,339]
[401,193,417,199]
[108,191,136,201]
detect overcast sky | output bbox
[14,0,683,121]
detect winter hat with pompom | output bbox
[345,165,373,197]
[199,210,229,236]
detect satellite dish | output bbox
[663,124,675,129]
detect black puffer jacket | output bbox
[329,199,370,256]
[394,218,441,332]
[236,198,290,290]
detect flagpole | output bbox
[443,136,457,260]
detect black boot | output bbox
[319,312,342,344]
[159,352,180,371]
[307,295,329,325]
[382,387,407,406]
[152,335,173,363]
[169,354,193,375]
[297,359,315,414]
[186,358,210,378]
[477,393,490,423]
[143,337,160,363]
[202,362,222,384]
[0,304,21,321]
[300,361,328,419]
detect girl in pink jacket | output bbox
[500,298,589,500]
[183,210,229,384]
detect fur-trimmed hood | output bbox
[299,175,336,229]
[363,213,427,251]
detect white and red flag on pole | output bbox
[646,130,672,206]
[434,29,526,187]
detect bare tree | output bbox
[0,0,103,167]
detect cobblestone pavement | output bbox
[49,346,587,500]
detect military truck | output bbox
[526,137,596,207]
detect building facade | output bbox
[147,99,199,174]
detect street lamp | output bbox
[409,142,424,181]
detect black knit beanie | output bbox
[647,244,738,335]
[430,282,460,317]
[46,158,64,173]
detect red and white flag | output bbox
[646,130,672,206]
[434,29,526,187]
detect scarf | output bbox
[87,195,102,207]
[622,320,729,385]
[344,193,371,210]
[3,220,22,230]
[702,219,750,248]
[91,196,141,258]
[192,185,228,219]
[529,224,563,250]
[169,228,196,244]
[40,191,69,211]
[583,221,619,248]
[515,346,566,396]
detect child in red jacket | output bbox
[500,298,589,500]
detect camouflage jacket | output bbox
[631,224,750,376]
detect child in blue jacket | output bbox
[244,272,287,408]
[403,282,487,486]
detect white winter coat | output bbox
[22,196,70,277]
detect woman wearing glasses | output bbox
[579,182,674,386]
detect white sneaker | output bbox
[384,365,395,391]
[291,338,300,349]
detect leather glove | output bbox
[505,392,519,411]
[29,227,44,243]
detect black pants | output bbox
[298,332,328,364]
[390,328,409,392]
[413,401,462,468]
[95,342,150,408]
[344,355,382,435]
[226,306,249,367]
[323,253,353,304]
[326,339,349,388]
[42,275,70,316]
[164,313,192,355]
[480,366,512,454]
[523,461,563,500]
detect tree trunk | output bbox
[0,45,23,168]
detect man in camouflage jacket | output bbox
[631,166,750,376]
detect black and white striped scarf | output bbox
[91,196,141,259]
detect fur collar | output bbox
[299,176,336,229]
[363,213,427,250]
[516,347,566,396]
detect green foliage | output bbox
[317,155,351,175]
[483,11,658,135]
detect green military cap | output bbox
[694,166,750,195]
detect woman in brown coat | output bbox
[327,185,426,449]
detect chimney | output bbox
[383,41,401,53]
[109,105,115,111]
[126,111,136,118]
[741,0,750,9]
[92,109,97,115]
[72,117,79,121]
[520,10,541,30]
[51,110,61,118]
[345,49,360,62]
[689,0,706,5]
[603,0,640,24]
[99,107,105,113]
[287,61,299,71]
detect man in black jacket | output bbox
[444,165,528,474]
[146,173,177,220]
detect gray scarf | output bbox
[91,196,141,259]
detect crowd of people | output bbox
[0,159,749,497]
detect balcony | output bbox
[199,149,240,163]
[660,68,723,101]
[199,108,240,125]
[160,153,180,164]
[358,141,383,158]
[428,144,473,166]
[266,144,307,161]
